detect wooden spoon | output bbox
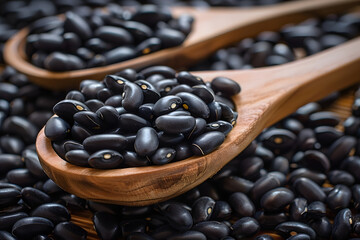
[36,37,360,206]
[5,0,360,90]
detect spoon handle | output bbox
[171,0,360,68]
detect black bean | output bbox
[326,184,352,211]
[304,201,326,220]
[211,77,241,97]
[83,134,128,153]
[65,150,90,167]
[192,196,215,223]
[228,192,255,217]
[192,221,230,240]
[127,232,154,240]
[44,117,70,141]
[151,147,175,165]
[153,96,182,116]
[298,150,330,173]
[183,117,206,140]
[314,126,343,146]
[65,90,85,102]
[85,99,104,112]
[88,150,123,169]
[309,217,332,239]
[6,168,38,187]
[104,46,136,64]
[210,200,232,221]
[328,170,355,186]
[64,32,82,52]
[136,37,162,55]
[156,28,185,48]
[64,11,92,40]
[288,168,327,186]
[192,131,225,156]
[22,150,47,179]
[293,103,322,123]
[0,154,24,176]
[176,71,204,87]
[206,120,232,136]
[11,217,54,239]
[269,156,290,174]
[42,179,63,195]
[31,203,70,225]
[175,143,193,161]
[255,211,288,230]
[327,136,357,167]
[231,217,260,238]
[260,187,294,212]
[21,187,51,209]
[0,212,28,231]
[155,115,195,134]
[261,128,296,151]
[122,151,149,167]
[122,82,144,112]
[135,80,161,103]
[0,83,18,101]
[192,85,215,104]
[95,26,133,45]
[332,208,352,240]
[134,127,159,157]
[341,156,360,182]
[275,221,316,240]
[93,211,120,240]
[293,178,326,202]
[250,174,282,203]
[71,125,92,143]
[289,198,308,221]
[119,113,149,133]
[176,92,209,119]
[140,66,176,79]
[33,33,64,52]
[0,188,21,207]
[238,156,264,181]
[53,100,88,123]
[163,203,192,232]
[220,176,254,194]
[53,221,87,240]
[96,106,119,127]
[2,116,38,144]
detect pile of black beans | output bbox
[0,0,117,65]
[44,66,240,168]
[0,66,90,239]
[3,61,360,239]
[25,4,194,71]
[86,87,360,240]
[190,12,360,71]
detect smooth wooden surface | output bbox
[5,0,360,90]
[36,37,360,206]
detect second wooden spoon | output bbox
[5,0,360,90]
[36,37,360,206]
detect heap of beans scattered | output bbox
[1,11,360,240]
[44,66,240,168]
[191,12,360,71]
[25,4,194,71]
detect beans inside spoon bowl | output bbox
[5,0,359,90]
[36,38,360,206]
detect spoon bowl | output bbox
[36,37,360,206]
[5,0,360,90]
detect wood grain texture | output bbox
[36,37,360,206]
[4,0,360,90]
